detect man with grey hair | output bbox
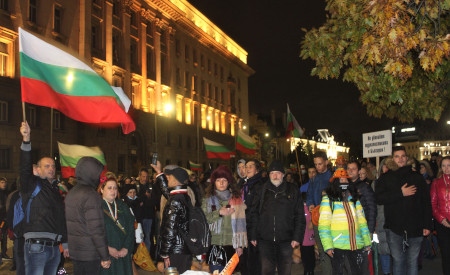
[250,160,305,275]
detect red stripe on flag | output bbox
[21,78,135,134]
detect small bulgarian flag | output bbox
[58,142,107,178]
[236,129,257,155]
[286,104,304,138]
[189,161,202,171]
[19,28,135,134]
[203,137,233,160]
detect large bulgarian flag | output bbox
[18,27,135,134]
[203,137,233,160]
[286,104,304,138]
[58,142,107,178]
[236,129,257,155]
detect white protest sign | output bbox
[363,129,392,158]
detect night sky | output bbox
[188,0,393,154]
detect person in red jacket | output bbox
[430,156,450,275]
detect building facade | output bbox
[0,0,254,180]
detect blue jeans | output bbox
[142,218,153,253]
[379,254,392,274]
[24,241,60,275]
[386,229,422,275]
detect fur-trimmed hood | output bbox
[384,157,415,172]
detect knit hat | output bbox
[268,160,284,173]
[210,165,234,185]
[164,166,189,184]
[329,168,351,182]
[123,184,137,195]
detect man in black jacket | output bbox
[65,156,111,274]
[250,160,305,275]
[153,164,191,274]
[19,121,69,275]
[375,146,432,275]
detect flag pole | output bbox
[294,140,303,185]
[50,108,54,156]
[22,102,26,122]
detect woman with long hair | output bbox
[202,165,247,273]
[430,156,450,275]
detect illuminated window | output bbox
[201,105,207,129]
[207,107,213,131]
[184,99,192,124]
[0,42,7,77]
[176,95,183,123]
[214,110,220,132]
[221,112,226,134]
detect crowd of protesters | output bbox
[0,124,448,275]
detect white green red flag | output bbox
[286,104,304,138]
[203,137,233,160]
[58,142,107,178]
[189,161,202,171]
[236,129,257,155]
[19,27,135,134]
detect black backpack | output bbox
[181,198,211,255]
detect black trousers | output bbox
[436,222,450,275]
[331,248,366,275]
[300,245,316,273]
[240,243,261,275]
[258,240,293,275]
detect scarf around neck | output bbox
[206,190,248,248]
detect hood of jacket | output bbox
[385,157,416,172]
[75,156,104,188]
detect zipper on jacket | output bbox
[273,216,276,242]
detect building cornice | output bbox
[140,0,253,74]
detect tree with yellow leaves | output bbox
[300,0,450,122]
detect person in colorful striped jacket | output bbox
[318,168,372,275]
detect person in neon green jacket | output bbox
[318,168,372,274]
